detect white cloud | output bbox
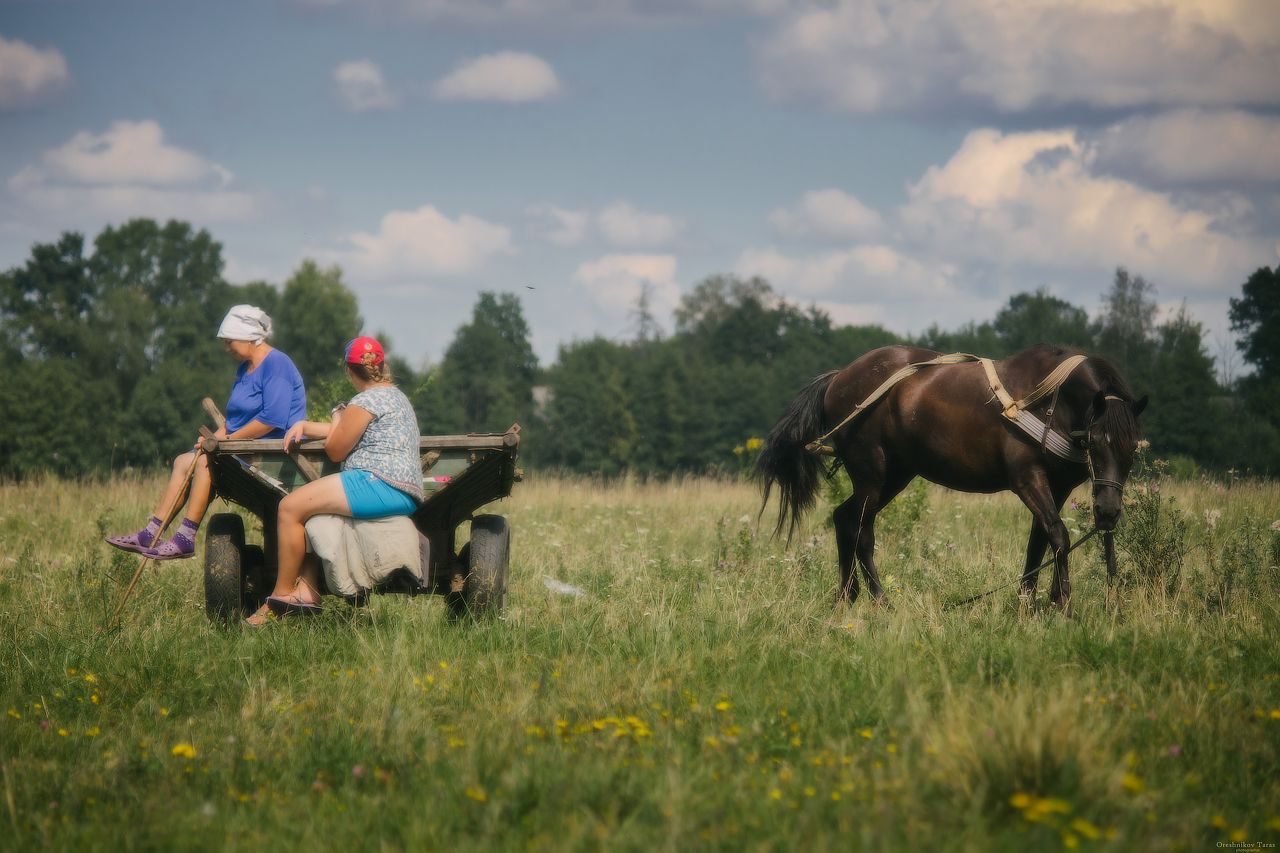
[1092,109,1280,184]
[332,204,511,278]
[0,34,70,109]
[573,253,680,316]
[597,201,681,248]
[735,244,954,299]
[757,0,1280,114]
[896,127,1268,290]
[7,120,254,222]
[332,60,398,112]
[294,0,785,25]
[769,188,882,239]
[433,52,560,103]
[527,204,589,247]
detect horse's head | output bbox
[1084,391,1148,531]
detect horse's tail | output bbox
[756,369,839,541]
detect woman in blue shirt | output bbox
[245,335,421,626]
[105,305,307,561]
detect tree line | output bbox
[2,218,1278,479]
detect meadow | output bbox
[0,466,1277,851]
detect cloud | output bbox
[769,188,882,239]
[332,60,398,111]
[896,127,1268,291]
[735,244,954,299]
[7,120,255,222]
[332,204,511,278]
[1092,109,1280,185]
[292,0,785,25]
[573,253,680,316]
[0,34,70,109]
[433,52,560,103]
[527,204,589,247]
[756,0,1280,114]
[597,202,681,248]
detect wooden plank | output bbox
[212,434,516,454]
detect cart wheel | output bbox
[454,515,509,619]
[204,514,246,624]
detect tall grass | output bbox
[0,472,1277,850]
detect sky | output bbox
[1,0,1278,368]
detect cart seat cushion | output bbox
[304,514,425,598]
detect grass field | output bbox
[1,468,1278,851]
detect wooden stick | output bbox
[106,447,204,628]
[202,397,226,430]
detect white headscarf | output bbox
[217,305,273,343]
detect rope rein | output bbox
[945,526,1100,609]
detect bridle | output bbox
[1072,394,1128,497]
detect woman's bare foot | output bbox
[244,604,273,627]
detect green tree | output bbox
[915,320,1004,356]
[273,260,362,385]
[541,338,637,475]
[1142,306,1218,459]
[417,292,537,434]
[993,289,1094,353]
[1093,267,1158,387]
[1229,266,1280,427]
[0,219,232,476]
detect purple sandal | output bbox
[104,529,157,555]
[142,536,195,562]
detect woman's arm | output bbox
[323,404,373,462]
[225,419,278,441]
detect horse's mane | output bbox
[1085,355,1141,447]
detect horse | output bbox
[756,344,1147,609]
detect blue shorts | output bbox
[339,470,418,519]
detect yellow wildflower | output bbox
[745,437,763,451]
[464,786,487,803]
[1069,818,1101,840]
[768,789,782,801]
[171,743,197,759]
[1009,793,1033,810]
[6,709,19,720]
[1121,773,1144,794]
[715,701,731,712]
[858,727,873,739]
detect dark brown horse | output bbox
[757,345,1147,608]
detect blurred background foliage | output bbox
[2,218,1278,478]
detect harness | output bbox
[804,353,1109,473]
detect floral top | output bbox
[342,386,423,501]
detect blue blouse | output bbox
[224,349,307,437]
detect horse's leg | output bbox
[1011,473,1073,612]
[832,493,863,603]
[856,469,914,601]
[1019,482,1073,598]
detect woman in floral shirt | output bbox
[247,335,422,625]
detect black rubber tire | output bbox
[460,515,509,618]
[204,513,246,624]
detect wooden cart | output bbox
[199,426,521,623]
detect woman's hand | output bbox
[284,421,308,448]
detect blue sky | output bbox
[2,0,1278,368]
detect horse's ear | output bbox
[1132,395,1149,416]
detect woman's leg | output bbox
[271,474,350,599]
[149,451,200,520]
